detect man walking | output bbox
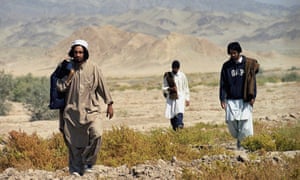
[56,39,114,176]
[219,42,259,150]
[163,60,190,131]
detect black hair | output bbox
[172,60,180,69]
[68,45,89,60]
[227,42,242,54]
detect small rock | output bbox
[236,154,249,162]
[171,156,177,163]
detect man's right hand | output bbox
[66,69,75,84]
[221,101,226,109]
[168,86,177,92]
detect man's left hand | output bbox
[250,99,255,106]
[106,104,114,119]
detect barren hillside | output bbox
[0,0,299,78]
[1,25,299,77]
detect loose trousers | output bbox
[63,134,102,175]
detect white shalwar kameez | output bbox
[163,71,190,119]
[225,99,253,141]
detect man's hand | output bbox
[249,99,255,106]
[106,104,114,119]
[66,69,75,84]
[168,86,177,92]
[221,101,226,109]
[185,100,190,107]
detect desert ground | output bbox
[0,77,299,139]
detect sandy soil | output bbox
[0,82,299,139]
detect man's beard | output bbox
[73,58,85,63]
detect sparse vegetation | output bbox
[281,72,300,82]
[99,123,231,167]
[0,131,67,171]
[1,68,299,119]
[12,74,56,121]
[183,154,300,179]
[0,71,14,115]
[106,68,300,91]
[243,121,300,152]
[1,72,57,120]
[256,68,300,85]
[0,120,299,179]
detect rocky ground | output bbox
[1,148,299,179]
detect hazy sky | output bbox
[255,0,300,6]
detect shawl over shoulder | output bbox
[243,57,259,102]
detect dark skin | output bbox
[67,45,114,119]
[220,50,255,109]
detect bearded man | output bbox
[56,39,114,176]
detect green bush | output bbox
[281,72,300,82]
[0,71,13,115]
[242,121,300,152]
[242,134,276,152]
[10,74,57,121]
[22,76,56,121]
[272,123,300,151]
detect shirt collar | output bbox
[74,60,87,70]
[236,56,243,64]
[172,70,180,76]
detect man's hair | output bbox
[172,60,180,69]
[227,42,242,54]
[68,45,89,60]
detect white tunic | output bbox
[225,99,254,140]
[163,71,190,119]
[225,99,252,121]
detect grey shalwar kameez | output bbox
[57,60,113,174]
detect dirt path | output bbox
[0,82,299,139]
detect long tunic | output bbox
[225,99,253,140]
[56,60,113,147]
[163,71,190,119]
[225,99,252,121]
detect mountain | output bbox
[0,0,299,77]
[1,0,298,51]
[45,25,226,76]
[2,25,298,78]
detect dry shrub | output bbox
[99,124,231,167]
[98,126,203,167]
[242,134,276,152]
[99,126,152,167]
[0,121,299,178]
[243,121,300,152]
[187,154,300,179]
[272,122,300,151]
[47,133,68,168]
[0,130,67,172]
